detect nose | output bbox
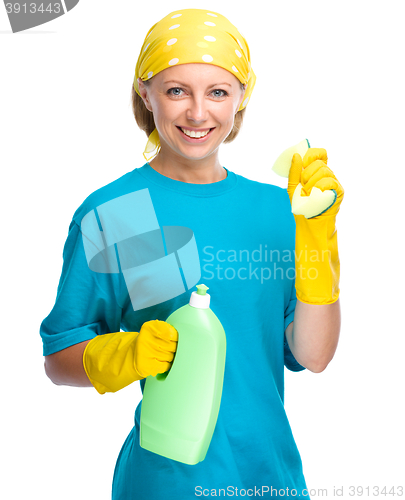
[186,93,208,124]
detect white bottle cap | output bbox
[189,284,210,309]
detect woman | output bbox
[41,8,344,499]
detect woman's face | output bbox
[137,63,246,162]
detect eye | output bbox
[167,87,184,97]
[211,89,228,98]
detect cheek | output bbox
[153,99,180,126]
[210,100,235,122]
[221,104,238,127]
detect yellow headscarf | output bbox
[133,8,256,161]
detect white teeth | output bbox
[181,127,210,138]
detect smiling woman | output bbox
[39,7,342,500]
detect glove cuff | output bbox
[83,331,144,395]
[294,214,340,305]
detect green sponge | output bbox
[292,185,337,219]
[272,138,336,219]
[271,139,310,178]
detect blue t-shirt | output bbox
[40,163,309,499]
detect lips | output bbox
[176,126,215,142]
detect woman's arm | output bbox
[44,340,93,388]
[284,147,343,373]
[44,321,178,392]
[285,298,341,373]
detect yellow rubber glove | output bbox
[83,319,178,394]
[287,148,344,305]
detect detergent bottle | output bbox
[140,284,226,465]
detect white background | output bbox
[1,0,404,498]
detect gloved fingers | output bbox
[154,323,178,343]
[135,320,179,378]
[149,359,174,377]
[140,326,178,353]
[287,153,303,202]
[136,354,174,378]
[141,319,178,342]
[313,176,344,197]
[289,153,303,185]
[155,348,176,364]
[146,341,178,360]
[301,160,336,185]
[302,165,337,194]
[157,338,178,353]
[137,335,178,360]
[302,147,328,169]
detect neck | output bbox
[147,149,227,184]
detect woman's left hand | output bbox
[287,147,344,219]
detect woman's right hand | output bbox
[81,320,178,394]
[134,320,178,378]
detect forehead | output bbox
[155,63,241,86]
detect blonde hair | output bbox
[131,79,246,144]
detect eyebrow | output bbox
[163,81,232,88]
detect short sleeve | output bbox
[284,282,306,372]
[39,219,122,356]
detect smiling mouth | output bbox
[176,126,215,139]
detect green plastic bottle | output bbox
[140,284,226,465]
